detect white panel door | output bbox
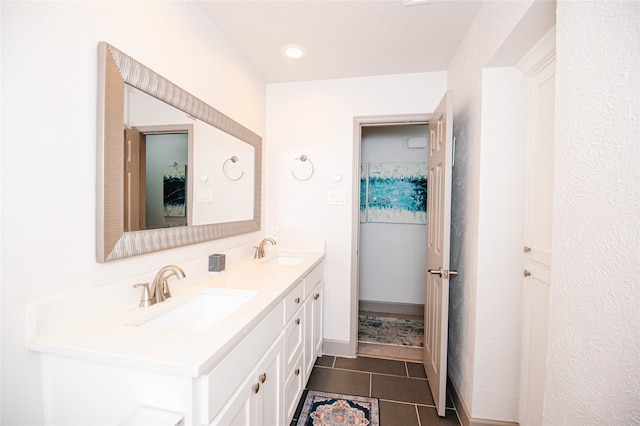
[423,90,454,417]
[520,56,555,425]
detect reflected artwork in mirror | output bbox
[97,42,261,262]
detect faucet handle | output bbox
[133,283,154,307]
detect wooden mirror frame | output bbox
[96,42,261,262]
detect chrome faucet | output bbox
[150,265,186,304]
[254,238,276,259]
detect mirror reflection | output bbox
[97,42,261,262]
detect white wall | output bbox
[360,125,428,305]
[446,1,538,420]
[0,2,265,424]
[475,67,528,421]
[265,72,446,345]
[544,2,640,424]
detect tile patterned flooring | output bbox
[292,355,461,425]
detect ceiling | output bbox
[196,0,483,83]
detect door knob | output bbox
[428,268,458,279]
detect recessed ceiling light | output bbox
[403,0,431,5]
[282,44,306,59]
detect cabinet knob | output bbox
[252,383,260,394]
[259,373,266,384]
[295,318,301,325]
[295,297,301,304]
[295,368,300,376]
[313,293,320,300]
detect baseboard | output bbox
[322,339,356,358]
[359,300,424,316]
[447,376,519,426]
[357,342,422,362]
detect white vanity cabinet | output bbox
[209,259,325,425]
[283,261,325,421]
[30,248,325,426]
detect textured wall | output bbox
[544,2,640,424]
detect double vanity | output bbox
[28,240,325,425]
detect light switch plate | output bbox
[196,189,213,203]
[327,190,347,205]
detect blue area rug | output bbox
[296,391,379,426]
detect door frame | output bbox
[133,124,195,227]
[349,113,431,356]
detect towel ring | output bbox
[223,156,244,181]
[291,154,314,181]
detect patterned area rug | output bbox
[358,315,424,348]
[296,391,379,426]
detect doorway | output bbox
[125,125,194,232]
[353,115,430,361]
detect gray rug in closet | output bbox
[358,315,424,348]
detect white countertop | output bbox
[28,245,325,378]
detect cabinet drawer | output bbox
[283,280,304,325]
[303,260,324,299]
[202,302,283,423]
[283,352,304,423]
[283,306,304,376]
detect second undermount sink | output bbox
[129,288,257,334]
[263,255,306,266]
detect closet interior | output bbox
[358,123,428,362]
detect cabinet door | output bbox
[255,337,283,426]
[304,281,324,379]
[209,375,253,426]
[284,307,304,376]
[210,338,283,426]
[312,283,324,358]
[284,353,304,423]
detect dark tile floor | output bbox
[292,355,461,425]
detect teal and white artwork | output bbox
[163,162,186,217]
[366,162,427,224]
[360,163,368,223]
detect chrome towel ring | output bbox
[291,154,314,181]
[223,156,244,181]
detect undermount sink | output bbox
[129,288,257,334]
[263,255,306,266]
